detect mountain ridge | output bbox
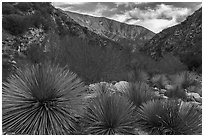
[65,10,155,50]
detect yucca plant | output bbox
[82,93,136,135]
[136,99,202,135]
[123,82,156,108]
[2,64,86,135]
[89,82,116,96]
[150,74,170,89]
[170,71,200,89]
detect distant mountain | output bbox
[141,8,202,72]
[65,10,155,50]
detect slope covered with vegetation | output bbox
[141,8,202,73]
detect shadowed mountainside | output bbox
[141,8,202,72]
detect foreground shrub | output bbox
[82,93,136,135]
[123,82,156,107]
[2,64,86,135]
[136,99,202,135]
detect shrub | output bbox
[123,82,156,108]
[136,99,202,135]
[130,52,158,76]
[3,12,50,35]
[54,36,130,84]
[128,69,149,83]
[2,64,86,134]
[82,93,136,135]
[88,82,117,98]
[2,53,17,81]
[3,14,28,35]
[150,74,170,89]
[170,71,201,89]
[14,2,32,12]
[164,86,187,100]
[157,53,187,74]
[2,3,19,15]
[25,43,45,64]
[181,53,202,73]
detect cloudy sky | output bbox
[52,2,202,33]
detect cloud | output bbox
[129,4,191,21]
[109,4,193,33]
[114,2,147,8]
[52,2,88,8]
[52,2,201,33]
[91,3,109,17]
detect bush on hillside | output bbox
[3,14,28,35]
[14,2,32,12]
[2,3,19,15]
[157,53,187,74]
[3,13,50,35]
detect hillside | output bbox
[65,10,155,50]
[141,8,202,72]
[2,2,133,83]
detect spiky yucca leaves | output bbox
[2,64,86,135]
[83,93,136,135]
[150,74,170,89]
[123,82,156,108]
[170,71,200,89]
[88,82,117,98]
[136,99,202,135]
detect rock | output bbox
[195,97,202,103]
[114,81,129,92]
[134,128,148,135]
[187,92,202,103]
[160,89,167,94]
[165,84,174,90]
